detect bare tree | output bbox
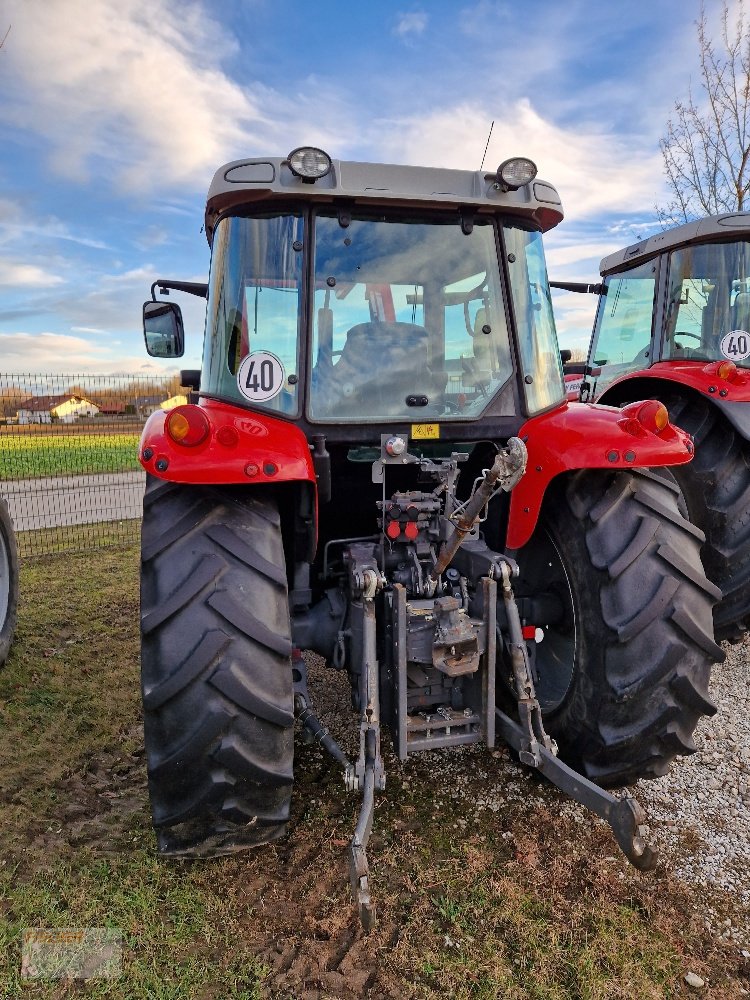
[659,1,750,224]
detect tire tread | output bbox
[141,478,294,856]
[541,467,720,786]
[661,392,750,640]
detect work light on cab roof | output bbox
[287,146,332,182]
[497,156,537,191]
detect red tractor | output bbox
[139,148,722,926]
[556,214,750,643]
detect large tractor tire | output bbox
[659,391,750,643]
[0,495,19,667]
[140,477,294,856]
[510,467,723,788]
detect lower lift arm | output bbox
[494,559,657,872]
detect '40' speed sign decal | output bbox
[720,330,750,361]
[237,351,285,402]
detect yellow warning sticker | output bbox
[411,423,440,440]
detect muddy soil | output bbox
[12,656,750,999]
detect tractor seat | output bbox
[313,321,443,418]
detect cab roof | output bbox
[204,153,564,243]
[600,212,750,275]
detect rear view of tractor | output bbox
[139,148,723,926]
[558,215,750,642]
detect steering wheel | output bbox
[673,331,702,343]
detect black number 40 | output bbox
[725,333,749,356]
[245,358,275,392]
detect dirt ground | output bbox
[3,546,749,998]
[9,664,748,999]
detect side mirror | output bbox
[143,301,185,358]
[560,349,572,364]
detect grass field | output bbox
[0,547,747,998]
[0,429,141,479]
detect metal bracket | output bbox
[291,645,381,928]
[349,729,378,931]
[348,596,385,930]
[495,709,657,871]
[497,560,556,763]
[493,559,656,868]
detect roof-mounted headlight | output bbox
[287,146,332,182]
[497,157,537,191]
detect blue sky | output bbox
[0,0,726,375]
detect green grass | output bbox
[0,545,745,999]
[0,430,141,479]
[1,857,270,999]
[0,545,269,999]
[16,519,141,559]
[405,863,681,999]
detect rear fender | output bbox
[597,369,750,441]
[139,399,318,557]
[506,400,695,549]
[138,399,316,487]
[596,361,750,405]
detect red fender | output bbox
[598,360,750,404]
[506,400,695,549]
[138,399,316,487]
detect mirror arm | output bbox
[549,280,606,295]
[150,279,209,301]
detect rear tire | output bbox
[0,496,19,667]
[509,468,723,787]
[660,392,750,642]
[140,477,294,856]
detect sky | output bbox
[0,0,732,376]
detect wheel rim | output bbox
[509,525,577,714]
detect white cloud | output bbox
[1,0,257,191]
[1,0,352,194]
[394,11,428,39]
[0,331,109,364]
[0,263,65,287]
[134,227,169,251]
[376,97,666,222]
[551,291,598,354]
[0,199,109,250]
[0,331,176,375]
[102,267,158,286]
[544,242,622,272]
[605,218,663,240]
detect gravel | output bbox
[635,634,750,944]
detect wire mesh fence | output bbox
[0,374,187,557]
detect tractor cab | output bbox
[148,148,566,444]
[556,213,750,643]
[201,207,565,429]
[585,218,750,398]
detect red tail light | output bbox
[701,359,738,380]
[165,405,210,446]
[620,399,670,434]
